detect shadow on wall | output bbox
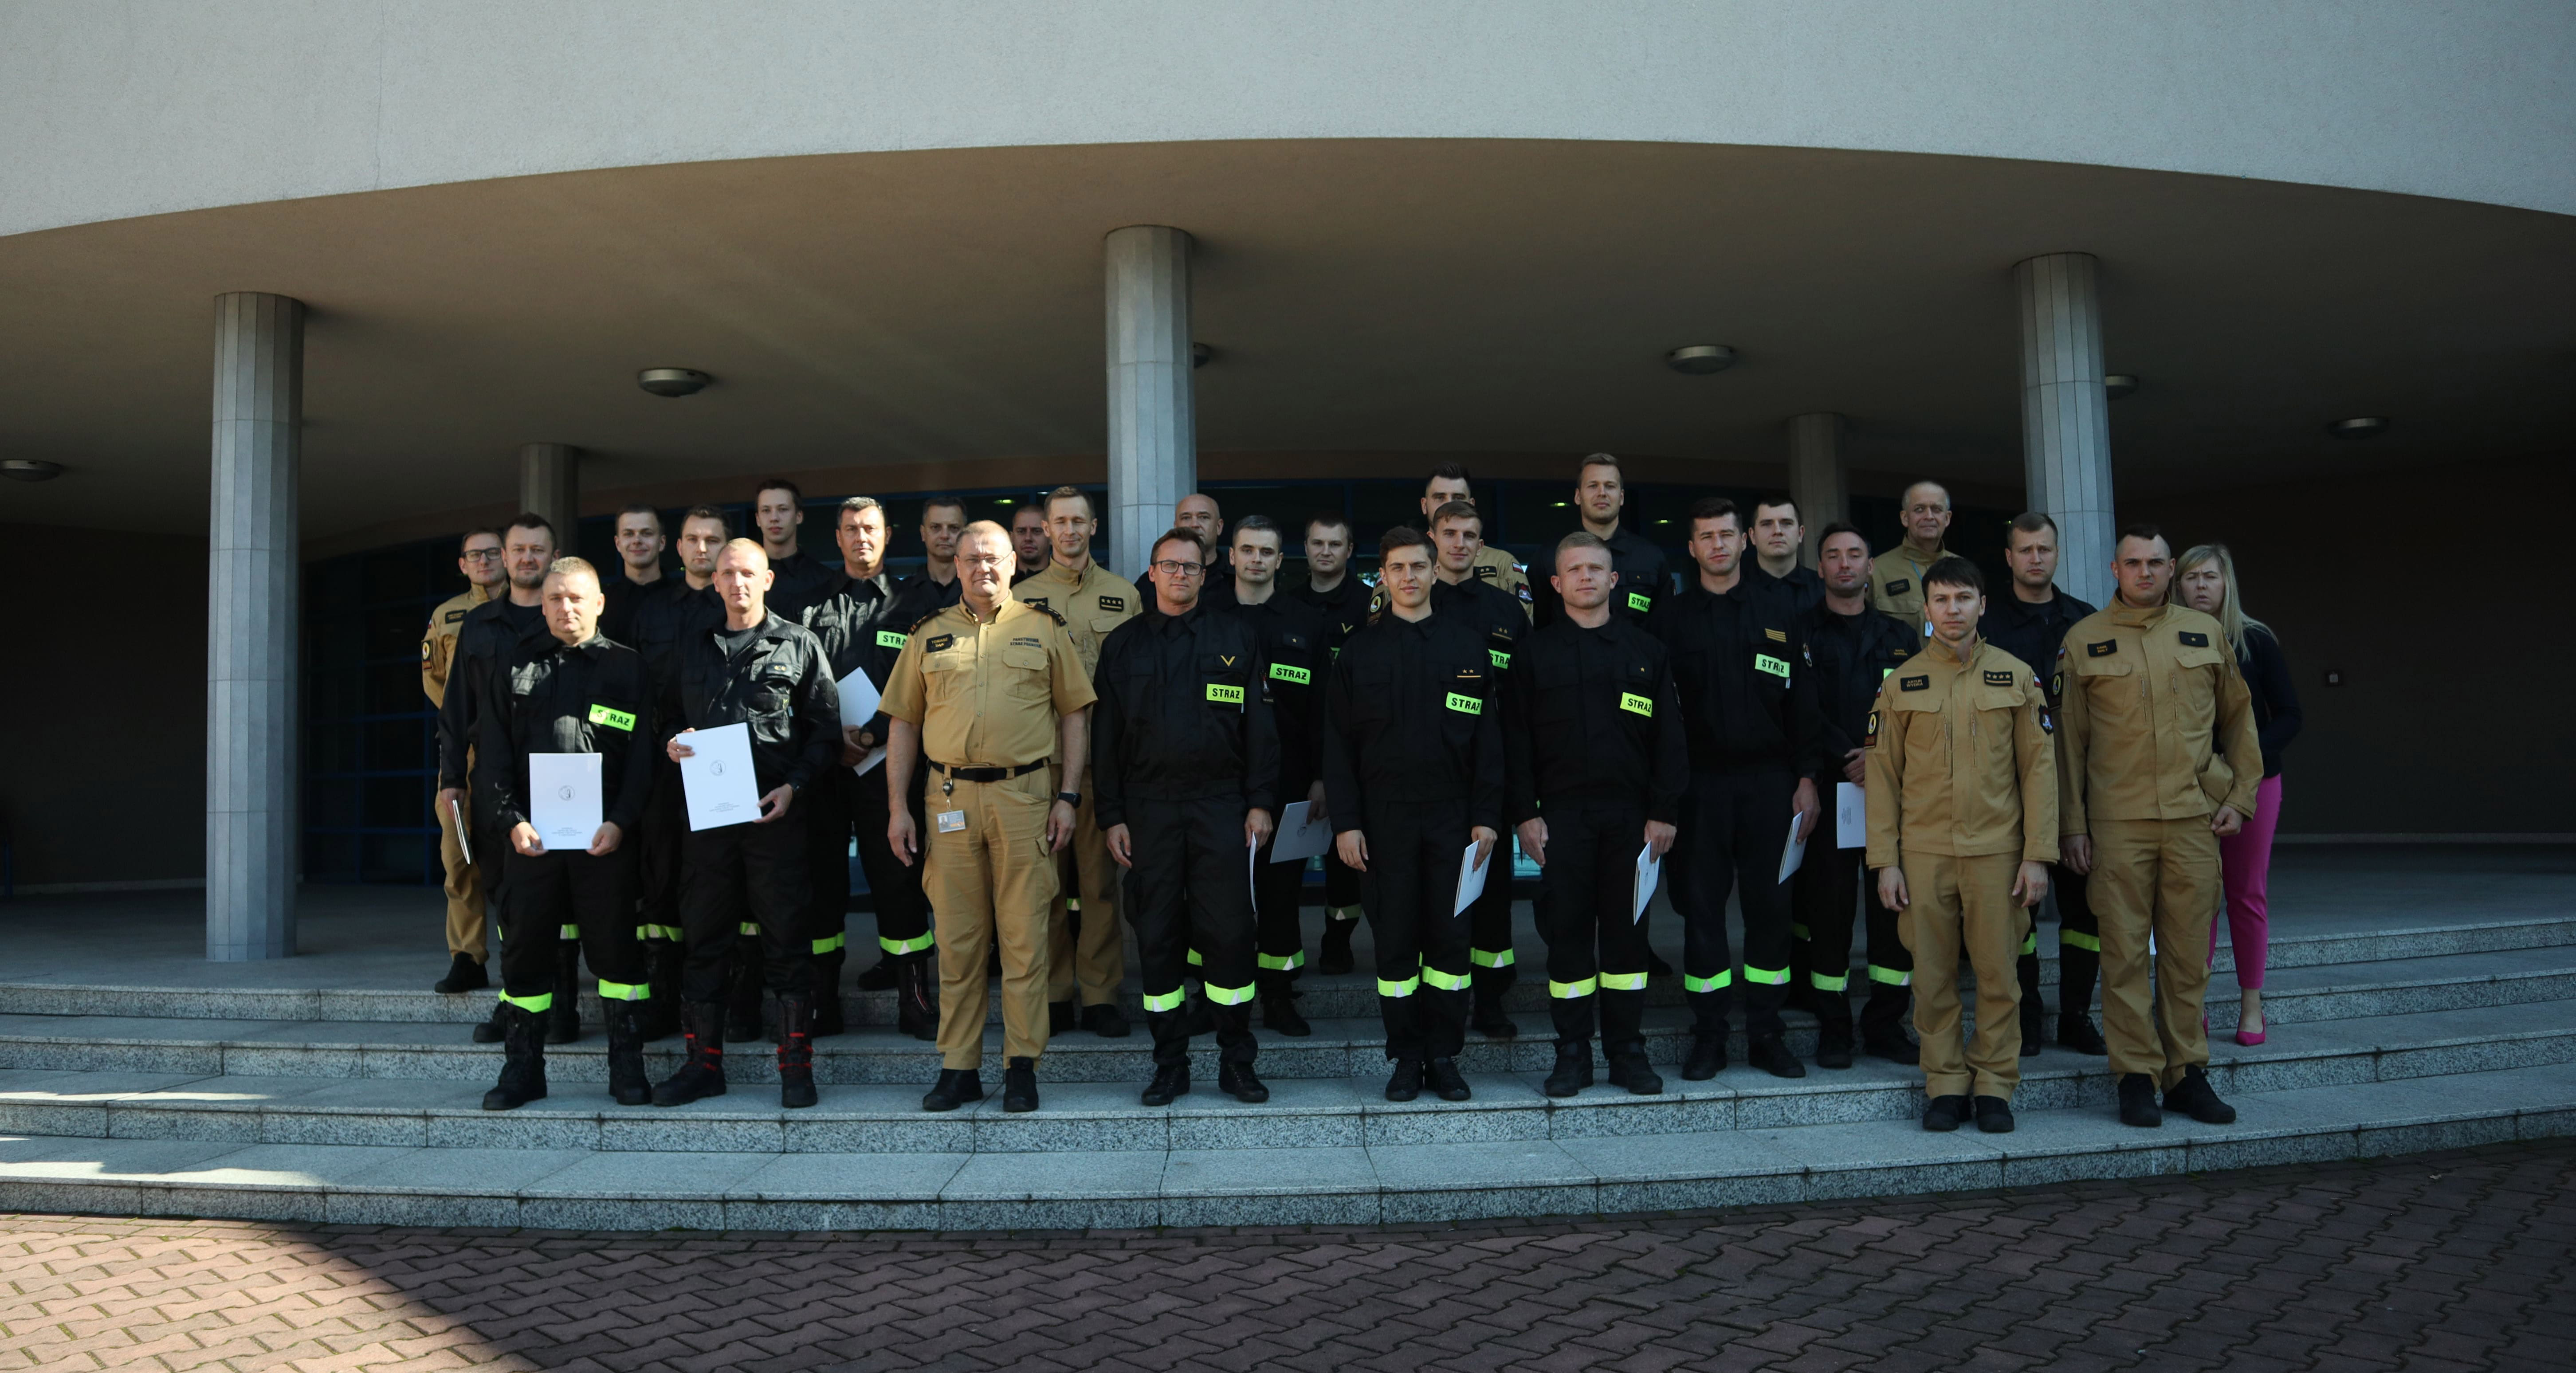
[2126,454,2574,838]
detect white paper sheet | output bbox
[529,753,603,852]
[1453,838,1492,915]
[837,667,887,776]
[679,722,763,831]
[1835,782,1866,849]
[1632,843,1661,923]
[448,796,473,866]
[1777,804,1809,883]
[1268,801,1333,865]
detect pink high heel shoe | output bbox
[2234,1028,2266,1046]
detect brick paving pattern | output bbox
[1,1139,2568,1373]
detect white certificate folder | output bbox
[679,722,763,831]
[529,753,602,852]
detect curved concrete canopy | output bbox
[1,137,2568,544]
[4,0,2572,240]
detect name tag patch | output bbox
[1887,578,1910,596]
[1983,670,2016,687]
[2179,631,2210,647]
[1445,691,1482,715]
[1270,663,1311,686]
[1900,675,1930,692]
[1206,683,1245,705]
[875,629,907,649]
[2086,640,2118,657]
[1619,691,1653,717]
[935,810,966,834]
[1754,653,1791,681]
[1489,649,1511,669]
[444,609,466,624]
[587,704,636,732]
[925,635,955,652]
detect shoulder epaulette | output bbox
[907,609,946,634]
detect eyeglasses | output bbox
[461,549,503,563]
[1151,561,1206,577]
[957,554,1007,570]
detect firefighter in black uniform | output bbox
[795,496,939,1041]
[1222,516,1330,1036]
[1789,523,1920,1067]
[1324,527,1505,1103]
[624,506,730,1038]
[1530,454,1672,628]
[1505,532,1686,1098]
[1290,513,1373,974]
[1650,497,1831,1080]
[1094,528,1282,1105]
[656,540,842,1109]
[1979,510,2109,1056]
[476,558,659,1111]
[436,514,569,1044]
[1747,495,1828,620]
[599,503,669,647]
[1426,500,1529,1038]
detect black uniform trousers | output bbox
[638,758,687,948]
[851,762,936,961]
[1788,800,1912,1041]
[2019,863,2101,1017]
[1325,849,1363,913]
[801,767,855,974]
[495,848,647,1009]
[1468,839,1517,999]
[679,812,814,1002]
[1125,797,1259,1069]
[1534,802,1651,1051]
[1252,839,1308,981]
[1361,797,1475,1062]
[1670,766,1798,1041]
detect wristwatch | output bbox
[1056,791,1082,806]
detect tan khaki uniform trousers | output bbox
[1898,851,2025,1101]
[926,768,1060,1070]
[1046,789,1127,1008]
[438,789,489,959]
[2089,816,2218,1088]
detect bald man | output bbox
[1869,481,1956,635]
[1175,493,1235,604]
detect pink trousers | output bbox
[2210,775,2283,989]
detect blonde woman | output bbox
[2172,545,2301,1044]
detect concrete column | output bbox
[207,292,303,961]
[1786,412,1848,565]
[1104,225,1195,580]
[517,443,580,545]
[2016,252,2117,609]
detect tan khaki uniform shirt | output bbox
[2054,602,2262,833]
[1868,543,1950,634]
[1007,558,1139,678]
[419,583,492,708]
[881,597,1098,769]
[1864,637,2058,868]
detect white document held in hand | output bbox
[1453,839,1491,916]
[1268,801,1333,865]
[1777,804,1809,883]
[1632,843,1661,924]
[836,667,887,777]
[679,722,763,831]
[529,753,603,852]
[448,796,474,866]
[1835,782,1866,849]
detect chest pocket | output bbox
[1751,649,1793,688]
[1000,645,1052,701]
[750,670,797,714]
[1091,613,1127,639]
[1202,651,1251,710]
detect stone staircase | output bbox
[1,910,2570,1230]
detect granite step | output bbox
[1,1060,2569,1230]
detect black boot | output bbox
[810,951,846,1037]
[547,943,583,1045]
[2058,1014,2109,1055]
[1049,1000,1078,1035]
[1470,986,1518,1039]
[1002,1056,1040,1113]
[1747,1034,1807,1079]
[2117,1071,2163,1128]
[471,1000,507,1043]
[895,955,938,1042]
[1181,990,1215,1038]
[1645,947,1673,977]
[1864,1030,1921,1065]
[1974,1095,2015,1133]
[1543,1040,1593,1098]
[2162,1064,2237,1124]
[1425,1057,1472,1102]
[645,941,684,1040]
[1606,1044,1664,1096]
[1319,919,1356,976]
[1219,1060,1269,1103]
[1683,1034,1728,1080]
[652,1002,727,1106]
[2018,999,2043,1058]
[856,955,899,991]
[1922,1094,1969,1132]
[1084,1002,1132,1038]
[725,937,766,1043]
[1815,996,1856,1070]
[605,1001,651,1106]
[922,1068,984,1112]
[480,1003,548,1110]
[1142,1062,1190,1106]
[1259,978,1309,1037]
[775,991,818,1109]
[434,952,487,993]
[1384,1057,1424,1102]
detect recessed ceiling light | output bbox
[2,459,64,482]
[2329,416,2388,439]
[1665,345,1737,375]
[637,367,712,398]
[2104,374,2139,399]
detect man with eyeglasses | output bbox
[1012,486,1141,1038]
[1869,480,1956,636]
[422,527,507,995]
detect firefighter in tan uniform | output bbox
[420,528,504,993]
[1009,486,1140,1036]
[883,520,1096,1116]
[2058,525,2262,1130]
[1865,557,2056,1135]
[1867,480,1956,636]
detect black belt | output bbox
[928,760,1046,783]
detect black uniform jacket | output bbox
[1532,526,1672,628]
[1090,602,1281,828]
[1290,574,1372,658]
[1649,576,1834,777]
[625,581,725,694]
[1799,601,1917,779]
[1747,562,1827,621]
[799,568,907,737]
[478,632,659,838]
[600,572,669,648]
[762,549,834,621]
[1322,608,1506,835]
[1979,586,2097,705]
[886,570,964,640]
[436,598,557,792]
[662,612,842,796]
[1433,576,1527,681]
[1503,614,1687,826]
[1225,591,1331,801]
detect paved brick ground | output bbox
[1,1139,2569,1373]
